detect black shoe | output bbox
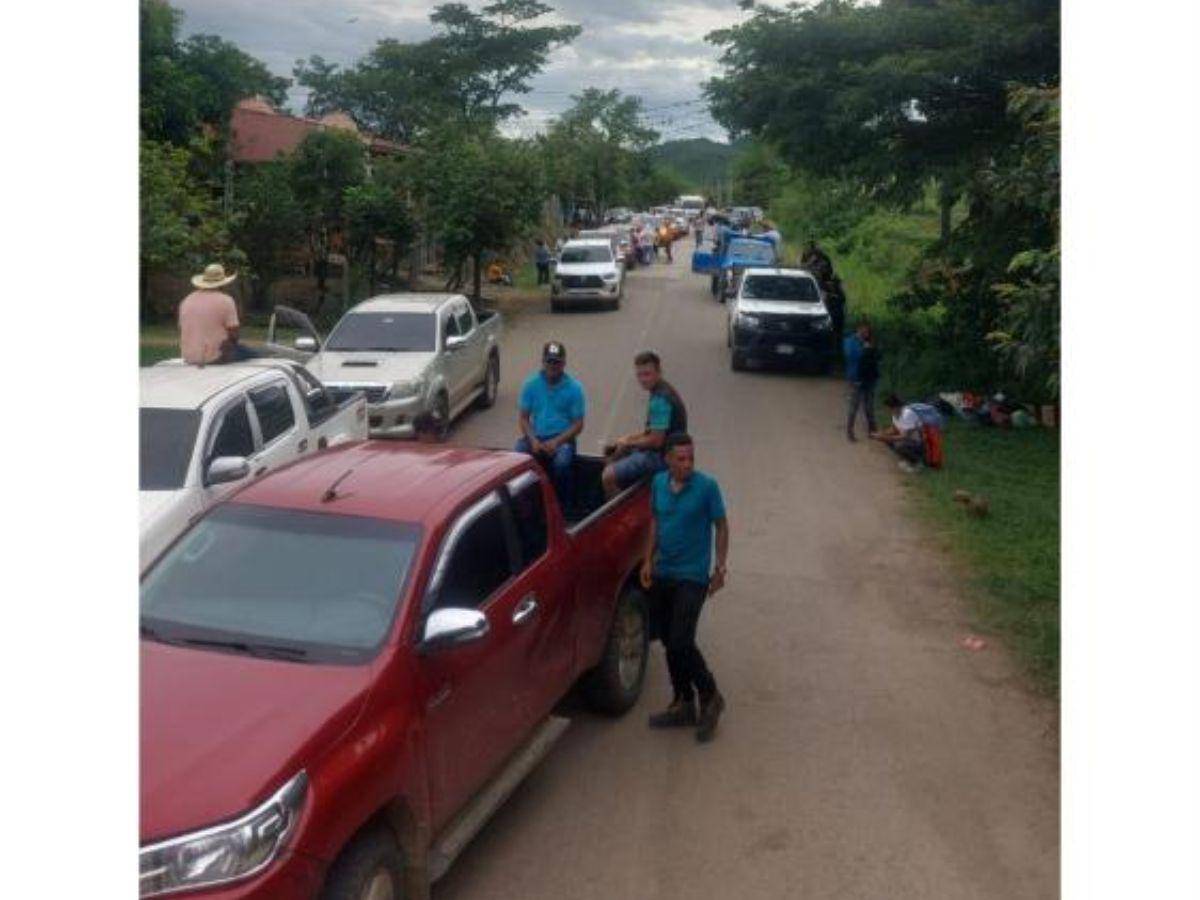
[648,698,698,728]
[696,691,725,743]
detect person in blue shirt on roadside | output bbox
[640,432,730,743]
[515,341,586,504]
[843,319,880,442]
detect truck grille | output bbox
[328,382,388,404]
[757,314,819,335]
[562,275,604,289]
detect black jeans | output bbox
[647,578,717,704]
[846,381,878,435]
[536,262,550,284]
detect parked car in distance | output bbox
[552,239,625,311]
[727,267,835,372]
[139,359,367,573]
[291,295,502,440]
[140,442,652,900]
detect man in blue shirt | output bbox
[639,433,729,742]
[601,351,688,498]
[515,341,586,503]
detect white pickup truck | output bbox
[289,293,502,438]
[139,359,367,573]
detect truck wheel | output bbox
[476,353,499,409]
[710,274,719,297]
[433,392,450,440]
[321,827,404,900]
[583,586,648,716]
[731,350,747,371]
[551,298,564,313]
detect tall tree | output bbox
[730,140,789,210]
[409,129,544,303]
[179,34,290,130]
[706,0,1059,231]
[295,1,580,141]
[289,130,367,310]
[231,162,306,311]
[140,0,198,144]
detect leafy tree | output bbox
[289,130,367,310]
[140,137,233,319]
[179,34,290,130]
[410,129,544,302]
[706,0,1059,234]
[140,0,198,144]
[730,141,788,210]
[296,1,580,141]
[231,162,306,311]
[344,181,415,296]
[541,89,660,218]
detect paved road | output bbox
[441,251,1059,899]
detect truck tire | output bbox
[476,353,499,409]
[583,585,648,716]
[321,827,404,900]
[710,274,719,297]
[433,392,450,440]
[551,298,564,313]
[731,350,747,371]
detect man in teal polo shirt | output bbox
[515,341,587,503]
[639,432,730,743]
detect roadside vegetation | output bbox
[710,0,1061,693]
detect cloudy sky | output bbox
[171,0,756,143]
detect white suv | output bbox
[552,239,624,312]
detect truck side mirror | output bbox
[294,336,318,353]
[419,607,489,654]
[205,456,250,486]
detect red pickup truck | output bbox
[139,442,651,899]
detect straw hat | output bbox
[191,263,237,290]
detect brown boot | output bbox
[696,691,725,743]
[648,698,698,728]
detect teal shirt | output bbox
[651,470,726,584]
[519,371,586,439]
[647,393,672,431]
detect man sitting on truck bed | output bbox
[601,351,688,498]
[515,341,587,503]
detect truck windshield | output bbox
[728,240,776,266]
[741,275,820,304]
[325,312,436,352]
[141,504,421,663]
[141,408,201,490]
[560,246,612,264]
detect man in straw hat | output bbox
[178,262,253,365]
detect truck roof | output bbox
[349,293,466,314]
[230,441,533,526]
[742,267,819,280]
[140,359,299,410]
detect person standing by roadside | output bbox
[641,433,729,743]
[179,263,250,365]
[843,319,880,441]
[534,238,553,286]
[515,341,587,503]
[601,351,688,497]
[693,216,704,245]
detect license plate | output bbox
[775,344,795,355]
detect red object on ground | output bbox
[140,442,650,897]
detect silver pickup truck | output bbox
[270,294,502,439]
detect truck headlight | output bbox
[601,272,619,282]
[139,771,307,897]
[387,378,425,400]
[736,313,761,329]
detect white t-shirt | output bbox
[894,406,921,435]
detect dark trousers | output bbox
[648,578,717,704]
[889,434,924,464]
[515,435,575,505]
[846,381,878,435]
[536,262,550,284]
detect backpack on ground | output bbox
[908,402,945,469]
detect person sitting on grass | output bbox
[871,393,925,473]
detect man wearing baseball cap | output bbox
[515,341,587,503]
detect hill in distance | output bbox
[650,137,747,192]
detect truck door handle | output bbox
[512,595,538,625]
[254,466,268,477]
[298,438,309,453]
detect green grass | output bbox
[905,420,1061,694]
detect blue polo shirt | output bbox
[651,470,726,585]
[519,371,586,439]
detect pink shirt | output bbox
[178,290,238,365]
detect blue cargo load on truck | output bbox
[693,235,779,301]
